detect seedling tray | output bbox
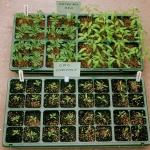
[10,12,143,73]
[3,77,150,147]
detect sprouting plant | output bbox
[62,128,69,134]
[78,32,91,41]
[116,80,126,92]
[65,113,75,121]
[30,51,43,67]
[26,130,39,141]
[111,14,125,27]
[76,50,91,64]
[51,41,76,62]
[85,126,94,134]
[114,40,127,51]
[96,112,110,125]
[64,84,73,93]
[31,95,40,101]
[134,112,144,118]
[92,51,105,68]
[48,94,59,104]
[12,129,20,136]
[15,24,31,39]
[49,113,57,119]
[120,93,128,102]
[61,25,76,40]
[47,128,57,138]
[96,95,109,105]
[129,11,142,29]
[122,127,131,140]
[13,41,30,53]
[99,127,111,138]
[13,53,24,66]
[134,125,143,138]
[30,40,45,50]
[28,116,37,122]
[22,55,30,64]
[63,95,72,103]
[47,40,63,53]
[82,94,93,104]
[118,111,128,119]
[28,25,44,38]
[48,15,62,27]
[83,112,94,124]
[125,45,142,66]
[114,27,130,40]
[60,41,75,60]
[47,26,62,37]
[80,80,93,92]
[27,115,39,126]
[132,95,143,101]
[47,82,58,92]
[11,115,20,123]
[95,80,108,91]
[77,43,92,63]
[33,80,41,86]
[13,95,21,101]
[94,13,107,27]
[15,83,24,91]
[80,21,93,31]
[64,112,75,125]
[130,81,140,92]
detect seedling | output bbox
[114,110,130,125]
[25,111,40,126]
[95,94,110,107]
[44,94,59,108]
[79,79,93,93]
[24,127,40,142]
[60,94,76,108]
[43,127,59,142]
[95,110,111,125]
[79,94,94,107]
[60,111,76,125]
[96,126,112,141]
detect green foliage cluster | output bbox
[15,11,45,39]
[77,40,142,68]
[78,12,142,42]
[47,15,76,40]
[46,40,76,67]
[13,10,143,69]
[12,40,44,68]
[77,12,143,68]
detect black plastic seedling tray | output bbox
[10,12,143,73]
[3,77,150,147]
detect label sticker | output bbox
[18,70,24,82]
[64,76,69,82]
[24,4,29,16]
[54,62,80,77]
[136,71,142,82]
[56,1,81,14]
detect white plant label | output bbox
[18,70,24,82]
[24,4,29,16]
[56,1,81,14]
[136,71,142,82]
[64,76,69,82]
[54,62,80,77]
